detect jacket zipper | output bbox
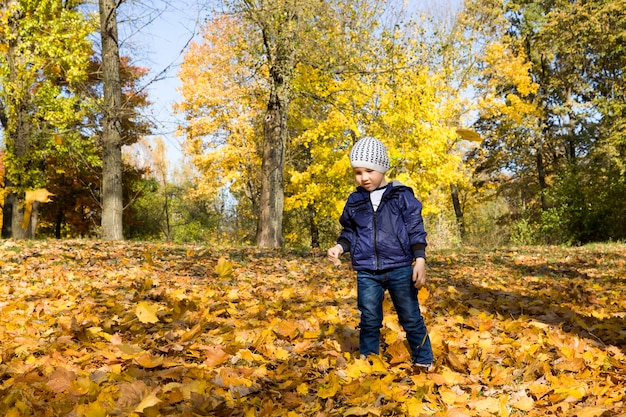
[373,210,379,270]
[371,186,389,271]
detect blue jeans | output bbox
[357,266,433,365]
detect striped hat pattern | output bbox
[349,136,390,173]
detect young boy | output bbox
[327,136,434,370]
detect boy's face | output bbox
[353,167,386,191]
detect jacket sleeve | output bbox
[336,200,353,253]
[402,190,428,259]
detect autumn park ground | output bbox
[0,240,624,417]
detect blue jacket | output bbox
[337,180,427,271]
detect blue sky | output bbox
[123,0,206,167]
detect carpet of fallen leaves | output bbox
[0,240,625,417]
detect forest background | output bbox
[1,0,625,247]
[1,1,625,416]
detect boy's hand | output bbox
[327,244,344,265]
[412,257,426,289]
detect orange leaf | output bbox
[387,339,411,364]
[418,287,429,303]
[204,345,230,366]
[180,322,204,343]
[47,368,75,393]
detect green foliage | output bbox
[124,177,163,240]
[460,0,626,246]
[0,0,96,189]
[510,218,539,246]
[125,176,239,244]
[462,197,511,248]
[540,161,626,245]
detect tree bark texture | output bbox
[3,0,30,239]
[254,14,296,248]
[99,0,124,240]
[450,183,466,239]
[255,87,287,247]
[535,145,548,211]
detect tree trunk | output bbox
[2,192,16,239]
[536,145,548,211]
[3,0,30,239]
[99,0,124,240]
[308,205,319,248]
[255,87,287,247]
[450,183,465,240]
[55,208,64,239]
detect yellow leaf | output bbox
[303,330,320,339]
[135,301,159,324]
[345,358,371,379]
[499,394,510,417]
[296,383,309,395]
[455,128,482,142]
[445,350,467,372]
[24,188,54,204]
[273,319,302,340]
[215,256,233,278]
[469,397,501,414]
[428,368,466,386]
[47,368,75,393]
[76,401,108,417]
[570,406,611,417]
[404,397,425,417]
[21,188,54,230]
[527,380,551,398]
[443,409,472,417]
[274,347,290,361]
[438,386,461,405]
[554,384,587,401]
[344,406,381,416]
[317,371,340,399]
[143,250,154,268]
[134,351,164,368]
[368,355,388,373]
[134,390,161,413]
[512,394,535,411]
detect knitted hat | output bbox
[349,136,390,173]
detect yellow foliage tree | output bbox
[177,1,476,247]
[478,42,540,124]
[175,14,264,230]
[285,16,470,246]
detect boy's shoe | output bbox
[412,363,434,373]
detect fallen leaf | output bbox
[134,351,164,368]
[135,301,159,324]
[47,368,75,393]
[204,345,230,366]
[134,390,161,413]
[215,256,233,278]
[387,339,411,364]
